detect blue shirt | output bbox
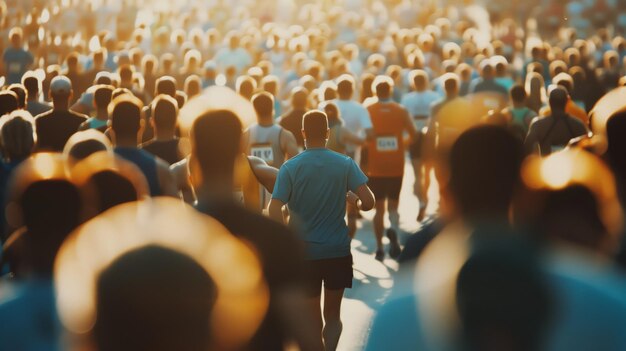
[272,148,368,260]
[114,147,161,196]
[3,47,34,85]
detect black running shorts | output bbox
[304,255,353,297]
[369,177,403,201]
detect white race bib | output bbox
[8,63,21,74]
[376,136,399,152]
[250,144,274,163]
[483,98,500,109]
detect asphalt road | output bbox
[337,161,439,350]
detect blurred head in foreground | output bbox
[55,198,268,350]
[95,245,217,351]
[517,149,623,255]
[444,125,524,224]
[5,154,83,277]
[456,238,552,351]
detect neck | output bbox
[53,100,69,111]
[195,173,235,204]
[115,137,138,148]
[258,117,274,127]
[96,109,108,120]
[305,139,327,149]
[155,130,176,141]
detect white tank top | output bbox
[247,124,285,168]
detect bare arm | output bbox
[348,183,375,211]
[404,110,418,140]
[248,156,278,193]
[268,198,286,224]
[524,118,541,154]
[340,127,365,146]
[157,160,177,197]
[170,160,195,203]
[280,129,300,160]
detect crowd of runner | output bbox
[2,0,626,350]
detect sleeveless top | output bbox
[366,101,409,178]
[247,124,285,168]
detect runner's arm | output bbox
[348,184,375,211]
[248,156,278,193]
[268,198,286,224]
[157,159,177,197]
[340,127,365,146]
[280,129,300,159]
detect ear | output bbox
[301,129,306,141]
[325,128,330,139]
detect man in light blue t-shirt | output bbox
[269,110,375,351]
[3,28,34,85]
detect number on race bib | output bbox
[376,136,399,152]
[251,145,274,163]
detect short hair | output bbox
[372,75,394,97]
[118,65,134,82]
[8,84,26,108]
[0,91,19,116]
[510,85,527,103]
[336,74,355,98]
[236,76,257,99]
[302,110,328,140]
[252,92,274,117]
[191,110,242,175]
[1,111,35,161]
[86,170,139,215]
[184,75,202,98]
[110,96,143,138]
[175,91,187,109]
[548,87,568,111]
[290,87,309,109]
[94,85,115,111]
[442,73,460,95]
[22,75,41,96]
[155,76,177,97]
[68,139,110,163]
[410,70,429,90]
[95,245,216,351]
[449,125,524,221]
[112,88,133,100]
[152,95,179,131]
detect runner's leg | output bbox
[322,288,345,351]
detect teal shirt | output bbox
[272,148,368,260]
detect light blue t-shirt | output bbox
[272,148,368,260]
[3,47,33,85]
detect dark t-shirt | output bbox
[141,139,182,165]
[397,217,445,264]
[35,109,87,152]
[196,200,304,351]
[278,109,307,148]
